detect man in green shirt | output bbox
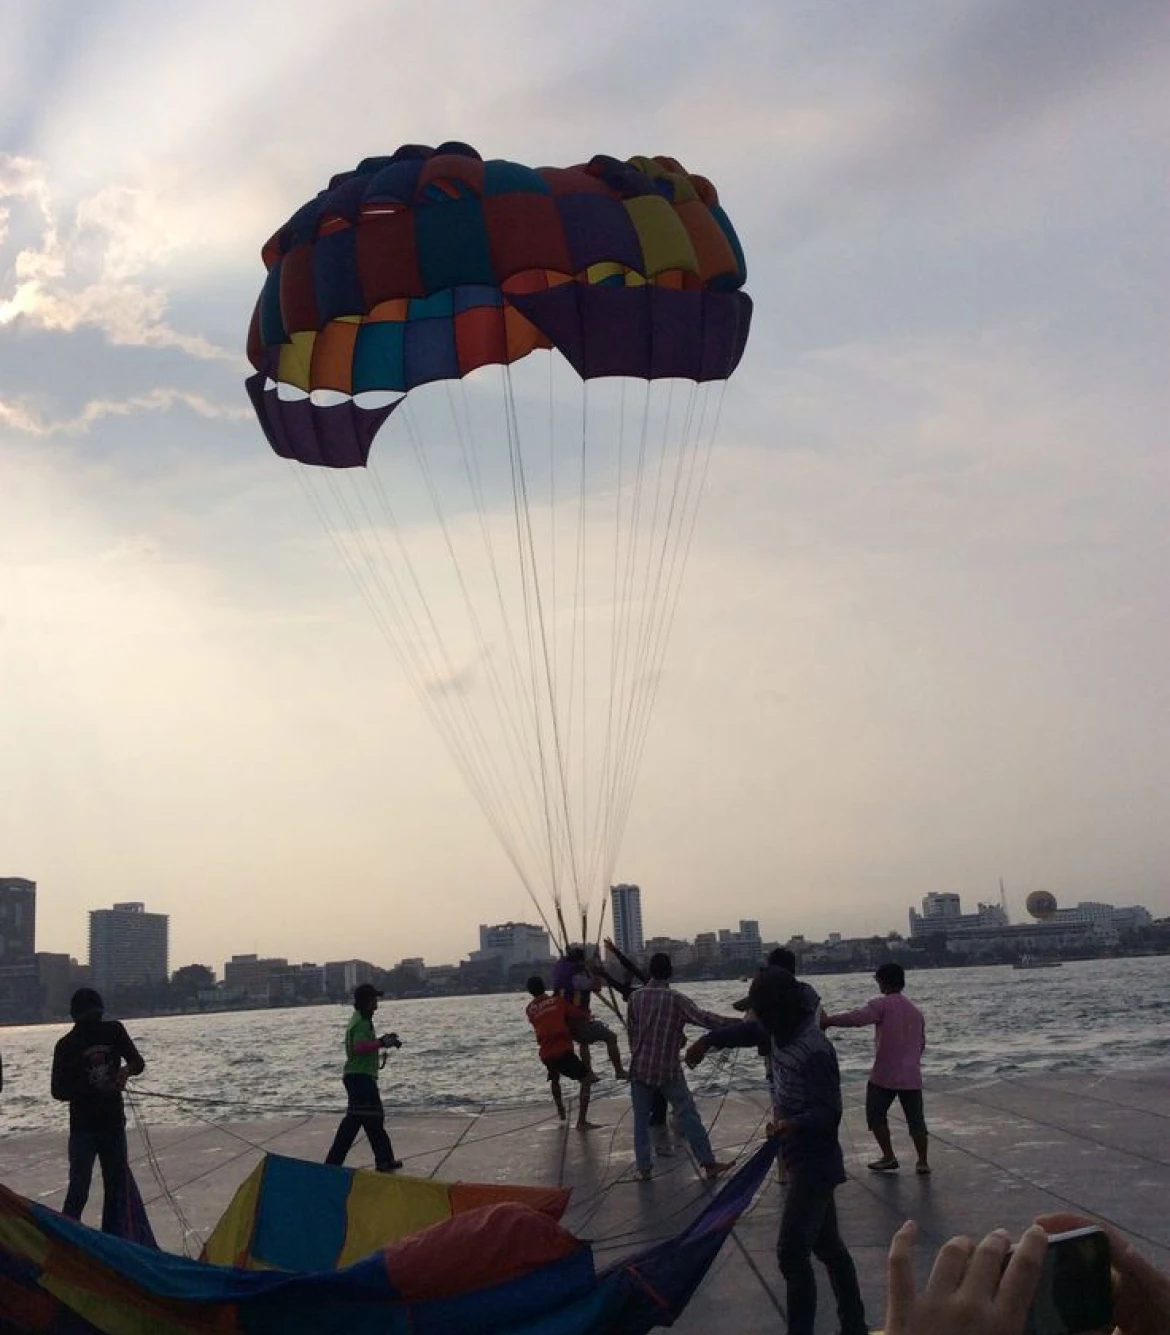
[324,983,402,1171]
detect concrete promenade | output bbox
[2,1066,1167,1333]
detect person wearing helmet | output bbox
[50,988,145,1231]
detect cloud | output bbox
[0,386,251,436]
[0,153,237,360]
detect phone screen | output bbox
[1023,1227,1113,1335]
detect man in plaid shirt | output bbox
[627,952,738,1180]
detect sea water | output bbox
[1,956,1167,1136]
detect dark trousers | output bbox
[865,1081,927,1135]
[325,1074,396,1169]
[649,1088,668,1126]
[777,1174,868,1335]
[63,1127,128,1233]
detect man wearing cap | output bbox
[324,983,403,1171]
[697,969,869,1335]
[51,988,145,1231]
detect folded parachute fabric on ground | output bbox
[0,1142,778,1334]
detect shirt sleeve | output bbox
[115,1023,146,1077]
[679,995,743,1032]
[50,1039,75,1102]
[829,997,883,1028]
[705,1021,769,1050]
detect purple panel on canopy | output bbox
[245,374,401,468]
[510,286,751,383]
[556,194,644,273]
[698,291,752,380]
[578,288,652,379]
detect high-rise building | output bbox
[610,884,644,957]
[909,892,1009,939]
[921,892,962,920]
[89,902,168,994]
[0,878,36,963]
[470,923,552,972]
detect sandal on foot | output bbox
[916,1162,932,1175]
[867,1157,900,1173]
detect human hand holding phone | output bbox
[885,1220,1049,1334]
[1036,1212,1170,1335]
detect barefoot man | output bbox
[525,975,601,1129]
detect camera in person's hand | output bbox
[379,1032,402,1050]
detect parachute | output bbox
[245,143,752,944]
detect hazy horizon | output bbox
[3,1,1167,970]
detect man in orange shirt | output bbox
[525,976,599,1129]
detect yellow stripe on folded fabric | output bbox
[627,156,699,203]
[277,331,316,391]
[624,195,699,277]
[336,1172,453,1268]
[586,261,625,285]
[200,1159,264,1266]
[0,1209,51,1266]
[41,1272,218,1335]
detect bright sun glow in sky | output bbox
[2,0,1167,972]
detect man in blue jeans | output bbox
[325,983,403,1171]
[626,953,737,1181]
[51,988,145,1233]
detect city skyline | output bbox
[3,2,1167,969]
[5,874,1160,980]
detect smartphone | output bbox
[1020,1226,1113,1335]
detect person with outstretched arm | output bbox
[822,962,929,1175]
[689,968,868,1335]
[51,988,145,1232]
[627,952,737,1182]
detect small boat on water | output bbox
[1013,955,1063,970]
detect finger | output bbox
[925,1234,976,1296]
[886,1221,919,1322]
[960,1228,1014,1299]
[997,1225,1049,1315]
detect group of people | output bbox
[519,946,1170,1335]
[39,972,1170,1335]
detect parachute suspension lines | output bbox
[293,357,726,949]
[601,379,728,881]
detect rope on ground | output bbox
[126,1090,203,1256]
[574,1048,763,1241]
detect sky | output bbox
[2,0,1168,973]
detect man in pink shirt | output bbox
[823,962,929,1175]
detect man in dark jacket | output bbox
[689,968,868,1335]
[51,988,145,1232]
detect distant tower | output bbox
[610,884,644,957]
[0,878,36,962]
[89,902,169,995]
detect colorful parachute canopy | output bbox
[245,142,752,467]
[0,1144,780,1335]
[201,1152,570,1271]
